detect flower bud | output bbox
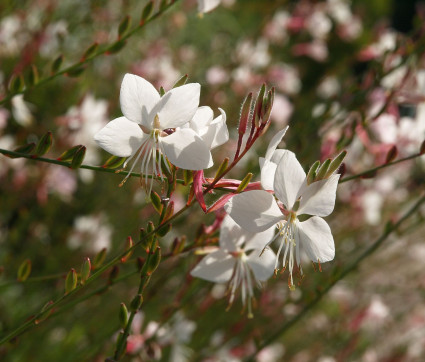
[261,88,275,126]
[118,16,131,38]
[82,42,99,61]
[70,146,86,169]
[93,248,107,270]
[107,40,126,55]
[315,159,331,180]
[35,132,53,156]
[160,201,174,224]
[17,259,31,282]
[66,66,85,77]
[51,55,63,74]
[238,93,253,135]
[156,223,172,237]
[326,150,347,177]
[80,257,91,284]
[150,191,163,214]
[130,294,144,312]
[119,303,128,329]
[147,247,161,275]
[65,268,77,294]
[236,173,253,193]
[306,160,320,185]
[57,145,83,161]
[8,74,24,93]
[385,145,398,164]
[254,84,266,127]
[35,301,54,325]
[10,143,35,158]
[102,155,126,169]
[140,1,154,25]
[214,157,229,180]
[173,74,188,88]
[27,65,39,86]
[121,236,134,263]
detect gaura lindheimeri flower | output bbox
[94,74,213,191]
[190,215,276,318]
[225,128,339,290]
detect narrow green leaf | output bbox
[17,259,31,282]
[316,159,331,180]
[307,161,320,185]
[326,150,347,177]
[236,173,253,193]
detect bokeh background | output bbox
[0,0,425,360]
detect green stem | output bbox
[0,0,180,106]
[244,194,425,361]
[339,152,423,183]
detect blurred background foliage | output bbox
[0,0,425,361]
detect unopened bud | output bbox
[35,132,53,156]
[238,93,253,135]
[57,145,83,162]
[102,155,125,169]
[214,157,229,180]
[236,173,253,193]
[17,259,31,282]
[159,86,166,97]
[70,146,86,169]
[385,145,398,164]
[261,88,275,126]
[161,201,174,224]
[10,143,36,158]
[27,65,39,86]
[130,294,144,311]
[307,161,320,185]
[82,42,99,61]
[315,159,331,180]
[150,191,163,214]
[156,223,172,237]
[118,16,131,38]
[9,74,24,93]
[93,248,107,270]
[119,303,128,329]
[147,247,161,275]
[80,257,91,284]
[107,40,126,54]
[326,150,347,177]
[51,55,63,74]
[65,268,77,294]
[254,84,266,127]
[173,74,188,88]
[35,300,54,325]
[140,1,154,24]
[121,236,134,263]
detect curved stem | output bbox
[243,194,425,361]
[0,0,180,106]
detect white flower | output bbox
[190,215,276,317]
[197,0,221,14]
[94,74,213,191]
[187,106,229,150]
[225,128,339,289]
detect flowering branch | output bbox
[0,0,180,106]
[244,193,425,361]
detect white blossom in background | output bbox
[197,0,221,14]
[11,95,34,127]
[67,214,112,253]
[225,128,339,289]
[94,74,214,192]
[191,215,276,317]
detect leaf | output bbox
[17,259,31,282]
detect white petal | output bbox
[297,217,335,263]
[120,74,160,127]
[190,250,235,283]
[190,106,213,133]
[244,226,276,251]
[260,150,292,191]
[297,174,340,217]
[273,151,306,210]
[265,126,288,161]
[224,190,283,233]
[247,247,276,281]
[219,214,251,251]
[198,0,221,13]
[160,128,212,170]
[152,83,201,129]
[204,108,229,150]
[94,117,146,157]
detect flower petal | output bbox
[273,151,306,210]
[224,190,283,233]
[190,106,213,133]
[190,250,235,283]
[208,108,229,149]
[198,0,221,13]
[120,74,160,127]
[219,214,253,251]
[265,126,289,161]
[160,128,212,170]
[94,117,146,157]
[152,83,201,129]
[297,174,340,217]
[244,226,276,251]
[260,149,291,191]
[297,216,335,263]
[247,247,276,281]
